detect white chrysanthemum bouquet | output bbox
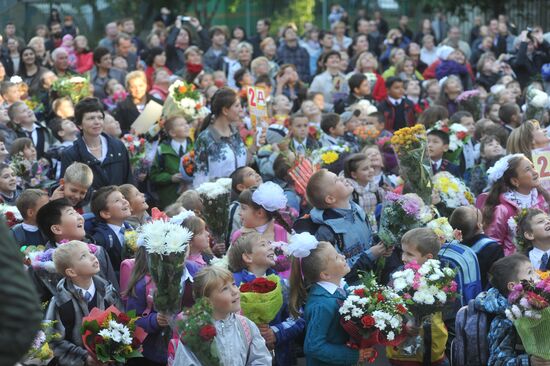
[196,177,231,243]
[139,215,193,315]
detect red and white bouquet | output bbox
[81,305,146,363]
[0,203,22,227]
[339,273,408,359]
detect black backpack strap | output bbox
[352,190,360,205]
[57,302,75,341]
[226,203,239,248]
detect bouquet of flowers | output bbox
[288,157,318,200]
[180,150,195,179]
[308,124,321,140]
[456,90,482,121]
[428,120,471,165]
[391,259,457,355]
[195,178,231,244]
[0,203,22,227]
[122,230,139,259]
[164,80,209,120]
[354,125,380,147]
[24,96,46,117]
[427,217,460,244]
[177,298,220,366]
[525,86,549,122]
[506,277,550,359]
[121,134,152,177]
[271,241,291,275]
[139,216,193,316]
[10,153,53,189]
[239,274,283,324]
[378,192,433,249]
[339,272,408,357]
[81,305,146,363]
[432,172,474,216]
[392,259,457,319]
[23,320,61,365]
[391,124,433,205]
[51,76,91,104]
[508,209,531,253]
[310,145,350,174]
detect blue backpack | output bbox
[439,241,483,306]
[451,298,492,366]
[470,236,498,254]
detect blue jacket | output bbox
[310,201,375,284]
[304,283,358,366]
[60,133,135,190]
[233,268,305,366]
[125,276,166,364]
[89,220,134,276]
[475,288,530,366]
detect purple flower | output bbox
[401,198,420,217]
[456,90,480,103]
[385,191,401,202]
[38,249,55,263]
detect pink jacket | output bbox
[230,222,288,243]
[485,193,549,256]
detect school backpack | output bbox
[470,236,498,254]
[451,298,493,366]
[293,214,345,251]
[439,241,483,307]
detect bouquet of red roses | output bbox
[81,305,147,363]
[177,298,220,366]
[239,275,283,324]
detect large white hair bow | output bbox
[286,232,319,258]
[487,154,525,185]
[252,181,287,212]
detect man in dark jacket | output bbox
[511,28,550,88]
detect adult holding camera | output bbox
[511,27,550,88]
[380,29,410,70]
[165,16,209,72]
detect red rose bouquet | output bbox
[339,272,408,359]
[239,274,283,324]
[0,204,22,227]
[81,305,147,363]
[178,298,220,366]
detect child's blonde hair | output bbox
[227,232,262,272]
[64,162,93,187]
[52,240,88,276]
[193,266,235,299]
[401,227,441,256]
[306,169,330,209]
[176,190,203,212]
[289,241,332,317]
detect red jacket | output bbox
[75,52,93,74]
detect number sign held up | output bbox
[533,148,550,191]
[246,86,268,129]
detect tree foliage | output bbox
[271,0,316,34]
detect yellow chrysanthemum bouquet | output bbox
[391,124,433,204]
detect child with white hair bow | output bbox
[287,232,376,365]
[483,154,550,255]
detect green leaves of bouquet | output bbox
[178,298,220,366]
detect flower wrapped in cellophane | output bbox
[195,178,231,244]
[239,274,283,324]
[176,298,220,366]
[81,305,146,363]
[0,203,22,227]
[432,172,474,216]
[138,215,193,315]
[310,145,350,174]
[391,124,432,205]
[456,89,482,121]
[339,272,408,361]
[122,229,139,259]
[506,277,550,360]
[51,76,91,104]
[163,80,209,120]
[354,125,381,148]
[428,120,471,164]
[378,192,433,249]
[391,259,457,355]
[427,217,461,244]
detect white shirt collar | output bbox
[170,139,187,154]
[256,222,270,234]
[388,96,402,105]
[85,135,108,162]
[74,280,96,299]
[22,223,39,232]
[431,159,442,169]
[317,279,347,295]
[529,247,550,267]
[107,223,123,234]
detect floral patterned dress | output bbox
[193,125,247,186]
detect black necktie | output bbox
[179,144,184,157]
[541,253,549,271]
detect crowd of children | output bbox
[3,6,550,366]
